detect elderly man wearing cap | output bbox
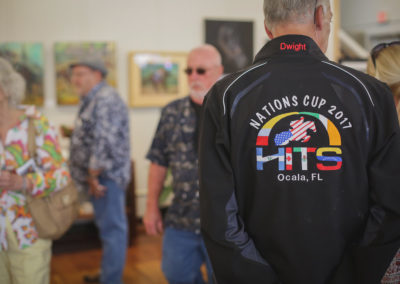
[69,60,130,284]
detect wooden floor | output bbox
[50,225,167,284]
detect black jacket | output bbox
[199,35,400,284]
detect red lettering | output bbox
[280,42,307,52]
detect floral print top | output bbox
[0,106,70,249]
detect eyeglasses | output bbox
[184,68,207,76]
[371,41,400,67]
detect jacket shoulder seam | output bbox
[322,61,375,107]
[223,62,268,115]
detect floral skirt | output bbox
[381,249,400,284]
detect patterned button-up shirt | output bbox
[147,96,202,234]
[69,82,131,191]
[0,106,70,249]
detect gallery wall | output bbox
[341,0,400,32]
[341,0,400,49]
[0,0,337,216]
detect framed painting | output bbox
[205,19,253,74]
[54,42,117,105]
[0,42,44,106]
[129,51,188,107]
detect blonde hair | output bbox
[397,100,400,124]
[367,45,400,88]
[366,56,376,78]
[0,57,26,106]
[367,44,400,123]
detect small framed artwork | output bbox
[0,42,44,106]
[54,42,117,105]
[129,51,188,107]
[205,19,254,74]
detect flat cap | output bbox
[69,59,108,77]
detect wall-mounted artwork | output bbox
[205,19,254,74]
[129,51,188,107]
[54,42,117,105]
[0,43,44,106]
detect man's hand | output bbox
[144,163,167,236]
[0,171,24,191]
[143,205,163,236]
[87,177,107,198]
[59,125,73,138]
[87,168,106,198]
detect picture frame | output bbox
[0,42,44,106]
[129,51,188,107]
[205,19,253,74]
[54,41,117,105]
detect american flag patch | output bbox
[274,117,316,146]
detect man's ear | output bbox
[216,65,224,77]
[264,23,274,39]
[314,5,325,31]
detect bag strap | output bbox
[27,117,37,159]
[24,117,38,200]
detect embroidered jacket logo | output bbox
[280,42,307,52]
[256,112,342,172]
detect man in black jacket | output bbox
[199,0,400,283]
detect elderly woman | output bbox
[0,58,70,283]
[367,41,400,284]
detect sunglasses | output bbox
[184,67,207,75]
[371,41,400,67]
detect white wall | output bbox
[341,0,400,49]
[341,0,400,29]
[0,0,337,216]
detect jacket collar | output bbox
[254,34,328,64]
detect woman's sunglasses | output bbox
[184,68,207,76]
[371,41,400,67]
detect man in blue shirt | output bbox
[69,59,130,284]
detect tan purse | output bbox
[26,117,79,240]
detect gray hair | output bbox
[0,57,26,106]
[263,0,329,30]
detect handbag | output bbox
[25,117,79,240]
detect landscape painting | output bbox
[54,42,117,105]
[0,42,44,106]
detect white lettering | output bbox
[303,95,310,106]
[256,112,267,122]
[274,99,283,110]
[277,173,308,182]
[262,106,271,116]
[250,119,261,130]
[292,95,298,106]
